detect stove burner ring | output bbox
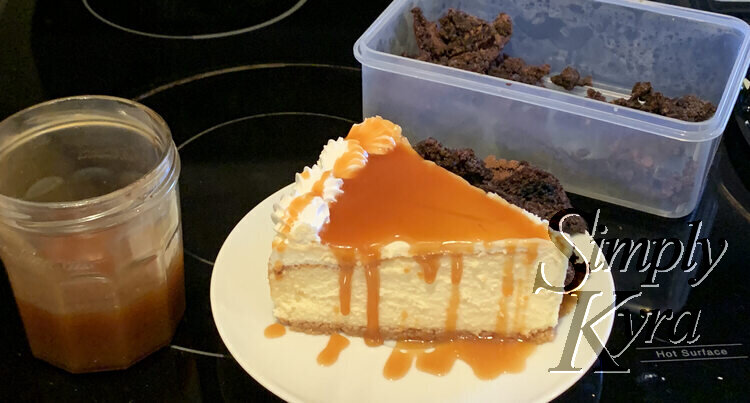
[174,111,356,266]
[82,0,308,40]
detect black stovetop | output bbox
[1,0,749,401]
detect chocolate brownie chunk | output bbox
[488,55,551,87]
[411,8,512,74]
[612,82,716,122]
[411,8,446,62]
[483,156,587,234]
[414,138,586,234]
[415,138,584,286]
[587,88,607,102]
[551,66,592,91]
[413,137,493,184]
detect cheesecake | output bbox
[268,117,571,345]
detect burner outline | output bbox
[173,111,357,267]
[135,63,360,101]
[133,63,360,266]
[135,64,360,267]
[82,0,308,40]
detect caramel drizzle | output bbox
[346,116,404,155]
[276,171,333,237]
[264,323,286,338]
[316,333,350,366]
[384,339,536,380]
[272,237,287,252]
[363,251,382,346]
[445,255,463,333]
[514,245,539,332]
[383,344,416,380]
[495,246,516,336]
[332,141,368,179]
[332,247,356,316]
[414,254,441,284]
[271,261,283,280]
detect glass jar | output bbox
[0,96,185,373]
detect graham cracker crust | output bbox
[277,318,556,344]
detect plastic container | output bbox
[354,0,750,217]
[0,96,184,373]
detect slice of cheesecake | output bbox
[268,117,570,345]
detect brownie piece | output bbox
[551,66,592,91]
[415,138,585,287]
[483,156,587,234]
[586,88,607,102]
[612,82,716,122]
[413,137,493,185]
[411,8,512,74]
[414,138,587,234]
[411,7,447,62]
[488,55,551,87]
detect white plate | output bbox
[211,185,615,403]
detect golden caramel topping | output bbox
[278,171,332,236]
[346,116,405,155]
[384,339,536,380]
[320,142,549,249]
[332,141,368,179]
[316,333,350,366]
[264,323,286,338]
[445,255,463,333]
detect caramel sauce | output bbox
[514,295,528,333]
[264,323,286,338]
[317,333,350,366]
[333,142,368,179]
[445,255,463,333]
[363,252,382,346]
[346,117,403,155]
[513,244,538,332]
[525,244,539,265]
[383,345,416,380]
[495,246,516,335]
[278,172,332,235]
[414,254,441,284]
[332,247,356,316]
[16,253,185,373]
[319,142,549,248]
[384,339,536,380]
[272,261,283,280]
[272,237,287,252]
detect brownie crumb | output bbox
[413,137,493,184]
[482,156,587,234]
[489,54,551,87]
[411,8,511,74]
[414,138,587,234]
[612,82,716,122]
[551,66,592,91]
[587,88,607,102]
[411,8,446,62]
[409,8,716,122]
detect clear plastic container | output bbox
[0,96,184,373]
[354,0,750,217]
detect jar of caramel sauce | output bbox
[0,96,185,373]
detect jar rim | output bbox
[0,95,180,232]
